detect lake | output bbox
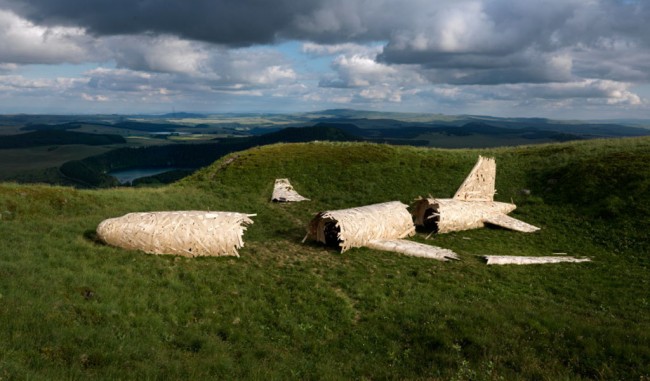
[108,168,188,184]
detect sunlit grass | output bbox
[0,137,648,379]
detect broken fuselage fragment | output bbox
[412,156,540,234]
[305,201,458,261]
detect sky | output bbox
[1,0,649,119]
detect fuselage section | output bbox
[412,198,516,233]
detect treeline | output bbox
[58,125,361,187]
[20,120,201,133]
[314,121,583,142]
[60,160,120,188]
[0,130,125,149]
[111,121,197,132]
[21,122,83,131]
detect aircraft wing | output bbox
[367,239,459,261]
[484,214,540,233]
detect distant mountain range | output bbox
[293,109,650,138]
[2,109,649,134]
[0,130,125,149]
[2,109,649,187]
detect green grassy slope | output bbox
[0,137,648,380]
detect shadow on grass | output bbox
[83,229,106,246]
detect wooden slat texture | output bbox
[271,178,310,202]
[97,211,255,257]
[484,214,541,233]
[453,155,496,202]
[307,201,415,252]
[367,239,459,261]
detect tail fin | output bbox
[453,156,496,201]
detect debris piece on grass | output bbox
[271,178,310,202]
[367,239,459,261]
[484,255,591,265]
[97,211,255,257]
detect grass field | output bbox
[0,137,648,379]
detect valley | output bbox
[1,110,648,187]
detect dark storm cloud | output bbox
[3,1,649,48]
[0,0,648,115]
[0,0,402,46]
[5,0,650,86]
[0,0,348,46]
[379,1,650,59]
[375,0,650,83]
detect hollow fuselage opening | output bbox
[323,220,342,248]
[422,207,440,233]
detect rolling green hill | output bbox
[3,111,649,189]
[0,137,648,379]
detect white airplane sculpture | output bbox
[305,201,459,261]
[304,157,589,264]
[412,156,540,234]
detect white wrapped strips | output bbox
[271,178,310,202]
[367,239,459,261]
[308,201,415,252]
[453,156,497,202]
[97,211,255,257]
[484,256,591,265]
[412,198,540,233]
[412,198,514,233]
[483,214,540,233]
[412,155,539,234]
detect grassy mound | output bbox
[0,137,648,379]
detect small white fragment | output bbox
[484,256,591,265]
[271,178,310,202]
